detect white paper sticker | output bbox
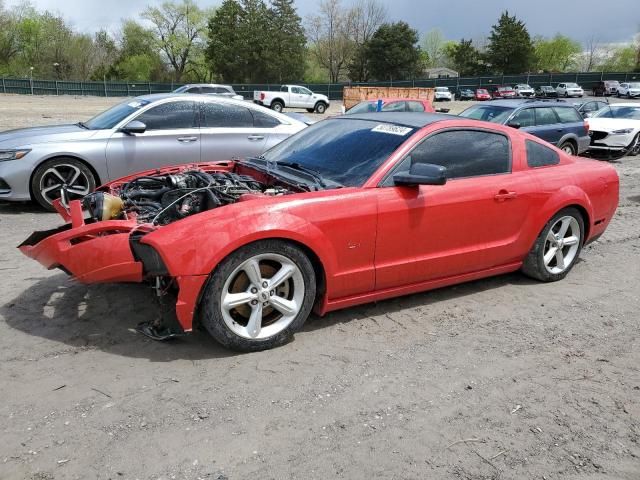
[127,101,144,108]
[371,124,412,136]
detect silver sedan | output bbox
[0,94,307,209]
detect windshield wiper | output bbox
[275,161,328,188]
[76,121,89,129]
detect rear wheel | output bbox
[559,141,576,156]
[314,102,327,114]
[31,157,95,211]
[271,100,284,113]
[199,240,316,351]
[521,208,584,282]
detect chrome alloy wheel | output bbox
[543,216,581,274]
[220,253,305,339]
[39,163,91,204]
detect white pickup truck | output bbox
[254,85,330,114]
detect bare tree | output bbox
[422,28,445,68]
[306,0,355,83]
[347,0,386,81]
[581,36,602,72]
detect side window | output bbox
[406,101,425,112]
[535,108,559,125]
[581,102,597,112]
[200,86,216,94]
[201,102,254,128]
[136,101,198,130]
[291,87,301,94]
[299,87,312,95]
[553,107,582,123]
[185,87,201,94]
[526,140,560,168]
[511,108,535,127]
[400,130,511,180]
[597,106,613,118]
[381,101,407,112]
[280,85,288,92]
[252,109,281,128]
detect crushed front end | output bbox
[19,162,295,338]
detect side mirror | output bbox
[120,120,147,135]
[394,163,447,187]
[507,122,521,129]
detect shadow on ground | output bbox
[2,270,539,361]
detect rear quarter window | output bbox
[553,107,582,123]
[526,140,560,168]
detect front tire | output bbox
[199,240,317,352]
[627,133,640,156]
[31,157,96,211]
[521,208,584,282]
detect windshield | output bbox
[629,83,640,88]
[517,84,531,89]
[84,99,151,130]
[436,87,449,92]
[459,105,514,123]
[594,105,640,120]
[477,89,488,94]
[255,118,415,187]
[566,83,579,88]
[173,86,188,93]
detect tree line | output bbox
[1,0,639,85]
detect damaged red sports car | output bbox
[19,113,619,351]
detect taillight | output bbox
[584,119,589,133]
[260,92,265,100]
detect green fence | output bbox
[2,72,640,101]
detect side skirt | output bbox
[317,262,523,315]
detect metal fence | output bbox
[2,72,640,101]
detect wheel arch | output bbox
[557,134,578,151]
[28,154,101,201]
[271,98,285,107]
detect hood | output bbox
[0,124,98,148]
[588,117,640,131]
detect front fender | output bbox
[140,205,339,281]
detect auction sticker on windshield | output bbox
[371,124,413,136]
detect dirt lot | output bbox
[0,94,639,480]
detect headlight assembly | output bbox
[611,129,633,135]
[0,149,31,161]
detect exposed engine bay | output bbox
[81,169,290,225]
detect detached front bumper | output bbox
[18,200,206,331]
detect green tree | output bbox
[267,0,307,82]
[421,28,445,68]
[142,0,210,82]
[206,0,246,82]
[486,11,534,74]
[365,21,421,81]
[599,45,639,72]
[449,39,484,76]
[111,21,166,81]
[534,34,581,72]
[238,0,271,82]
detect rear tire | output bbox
[199,240,316,352]
[521,208,584,282]
[271,100,284,113]
[314,102,327,114]
[31,157,96,211]
[559,141,576,156]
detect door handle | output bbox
[177,136,198,143]
[494,190,518,202]
[247,135,265,141]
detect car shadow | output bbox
[2,270,540,360]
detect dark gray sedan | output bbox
[0,94,306,209]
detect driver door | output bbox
[105,100,200,180]
[374,128,536,290]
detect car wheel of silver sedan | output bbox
[31,157,96,211]
[522,208,584,282]
[200,240,316,351]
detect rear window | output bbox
[526,140,560,168]
[252,109,281,128]
[553,107,582,123]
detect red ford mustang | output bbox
[19,113,619,351]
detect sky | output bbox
[7,0,640,45]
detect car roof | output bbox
[177,83,232,88]
[340,112,457,128]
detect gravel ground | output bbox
[0,94,639,480]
